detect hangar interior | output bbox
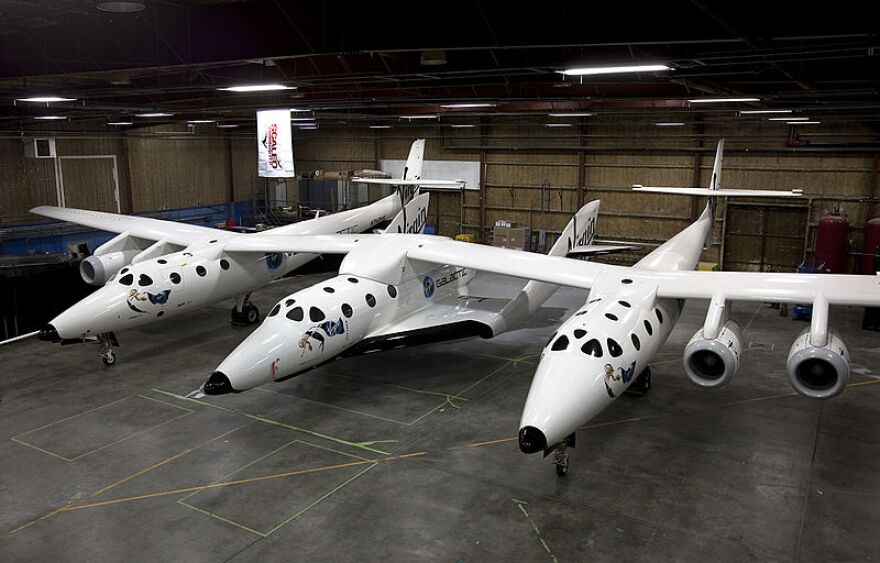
[1,2,879,561]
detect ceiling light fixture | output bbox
[216,123,240,129]
[289,108,311,113]
[187,120,215,124]
[290,117,316,122]
[655,122,685,126]
[548,112,594,117]
[369,125,392,129]
[449,124,476,128]
[440,103,496,109]
[738,109,792,115]
[400,114,438,120]
[559,64,670,76]
[787,121,821,125]
[33,116,67,120]
[544,123,573,128]
[107,121,134,125]
[688,97,760,103]
[298,126,318,130]
[770,116,809,121]
[135,112,173,117]
[16,96,75,103]
[218,84,295,93]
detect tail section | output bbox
[402,139,425,182]
[386,192,430,234]
[704,138,723,248]
[495,201,602,333]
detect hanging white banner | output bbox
[256,109,295,177]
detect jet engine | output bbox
[683,320,743,388]
[80,250,139,286]
[787,328,849,399]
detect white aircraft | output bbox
[27,139,459,365]
[195,139,879,477]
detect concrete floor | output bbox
[1,271,879,562]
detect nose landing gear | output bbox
[97,333,119,367]
[550,432,576,477]
[626,367,652,396]
[231,292,260,326]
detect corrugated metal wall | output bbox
[3,120,876,272]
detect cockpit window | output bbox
[581,339,603,357]
[631,333,641,351]
[573,329,586,339]
[268,304,281,317]
[644,319,653,336]
[605,313,618,321]
[619,300,631,308]
[655,308,664,324]
[309,306,326,322]
[365,294,376,308]
[341,303,353,318]
[607,338,623,357]
[118,273,134,286]
[287,307,304,322]
[285,299,295,307]
[551,335,570,351]
[138,274,153,287]
[169,272,181,284]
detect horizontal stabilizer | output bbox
[352,177,466,188]
[633,185,804,197]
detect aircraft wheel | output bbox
[243,304,260,325]
[101,351,116,366]
[555,459,569,477]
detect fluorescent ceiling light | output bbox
[290,117,316,122]
[107,121,133,125]
[187,120,215,124]
[770,116,808,121]
[216,123,239,129]
[369,125,392,129]
[16,96,75,103]
[788,121,821,125]
[135,112,173,117]
[96,2,145,13]
[655,122,685,126]
[688,97,760,103]
[400,114,438,120]
[559,64,670,76]
[34,116,66,120]
[289,108,311,113]
[739,109,792,115]
[548,112,594,117]
[545,123,573,128]
[449,124,475,128]
[298,126,318,130]
[440,103,496,109]
[218,84,295,92]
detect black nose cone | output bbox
[203,371,234,395]
[38,324,60,342]
[518,426,548,454]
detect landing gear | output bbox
[231,293,260,326]
[626,367,652,396]
[97,333,119,367]
[551,432,576,477]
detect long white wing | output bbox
[222,233,364,254]
[31,206,221,247]
[633,186,804,197]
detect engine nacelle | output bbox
[787,328,849,399]
[80,250,139,286]
[683,320,743,388]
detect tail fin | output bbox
[704,139,724,248]
[386,192,430,234]
[402,139,425,182]
[550,200,600,257]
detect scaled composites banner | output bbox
[257,109,295,177]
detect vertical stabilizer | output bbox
[386,192,430,234]
[403,139,425,181]
[703,139,724,249]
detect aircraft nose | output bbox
[38,324,60,342]
[518,426,548,454]
[203,371,234,395]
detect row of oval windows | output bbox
[550,307,665,358]
[267,280,399,322]
[117,259,231,287]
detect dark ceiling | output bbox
[1,0,879,133]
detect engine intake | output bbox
[80,250,139,286]
[683,320,743,388]
[787,328,849,399]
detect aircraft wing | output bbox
[30,206,221,247]
[566,244,641,257]
[222,233,364,254]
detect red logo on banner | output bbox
[267,123,279,168]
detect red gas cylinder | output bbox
[862,218,880,274]
[815,212,849,273]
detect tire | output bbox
[243,304,260,325]
[555,463,568,477]
[102,352,116,366]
